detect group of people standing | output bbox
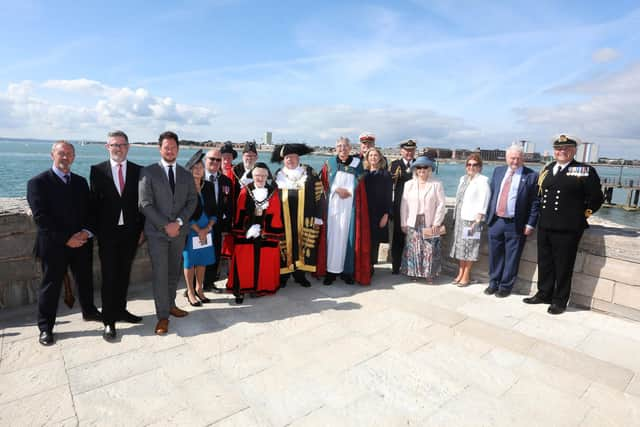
[26,130,603,346]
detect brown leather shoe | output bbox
[169,306,189,318]
[155,319,169,335]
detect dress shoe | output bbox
[82,310,103,322]
[547,304,566,315]
[169,306,189,317]
[118,310,142,323]
[195,293,211,303]
[495,289,511,298]
[103,324,117,341]
[294,275,311,288]
[523,295,551,305]
[341,274,355,285]
[391,269,400,275]
[186,295,202,307]
[483,286,497,295]
[323,276,335,286]
[39,330,54,346]
[235,295,244,304]
[155,319,169,335]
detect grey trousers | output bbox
[147,234,186,320]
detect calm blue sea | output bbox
[2,139,639,228]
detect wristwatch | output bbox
[176,218,184,227]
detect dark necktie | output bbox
[64,174,70,184]
[168,165,175,194]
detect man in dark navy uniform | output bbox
[523,134,603,314]
[389,139,417,274]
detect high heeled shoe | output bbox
[186,294,202,307]
[195,292,211,303]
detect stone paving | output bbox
[1,266,639,426]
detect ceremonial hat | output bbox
[220,142,238,159]
[359,132,376,144]
[400,139,417,150]
[243,141,258,154]
[410,155,434,170]
[246,162,271,178]
[184,149,205,170]
[552,134,581,148]
[271,143,314,163]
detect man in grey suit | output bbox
[139,131,197,335]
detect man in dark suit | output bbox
[484,144,539,298]
[90,130,144,341]
[524,135,603,314]
[27,140,102,346]
[389,139,417,274]
[139,131,197,335]
[203,147,233,291]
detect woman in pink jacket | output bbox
[400,156,446,282]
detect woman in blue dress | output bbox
[182,150,217,306]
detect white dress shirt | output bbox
[110,159,127,225]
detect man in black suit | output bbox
[90,130,144,341]
[389,139,417,274]
[523,135,604,314]
[27,140,102,346]
[203,147,233,291]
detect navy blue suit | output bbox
[486,165,539,291]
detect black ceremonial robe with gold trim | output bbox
[274,165,325,274]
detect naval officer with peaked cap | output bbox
[523,134,603,314]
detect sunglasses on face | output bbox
[207,157,222,162]
[415,166,429,170]
[466,163,480,167]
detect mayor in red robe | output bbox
[227,163,284,303]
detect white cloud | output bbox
[0,79,216,138]
[515,63,640,151]
[592,47,621,63]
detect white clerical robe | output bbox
[326,166,356,273]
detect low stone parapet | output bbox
[1,198,639,320]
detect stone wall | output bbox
[438,198,640,321]
[0,198,152,309]
[2,198,640,321]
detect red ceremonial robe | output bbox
[227,185,284,295]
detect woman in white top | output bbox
[400,156,446,282]
[450,153,491,286]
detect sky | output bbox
[0,0,639,157]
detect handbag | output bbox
[422,224,446,238]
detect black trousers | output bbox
[536,227,584,308]
[38,241,96,332]
[204,227,224,286]
[98,227,139,325]
[391,217,405,273]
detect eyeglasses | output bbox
[415,166,429,170]
[108,143,128,148]
[207,157,222,162]
[466,163,480,167]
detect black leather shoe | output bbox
[523,295,550,305]
[235,295,244,304]
[323,274,335,286]
[341,274,355,285]
[391,269,400,275]
[119,311,142,323]
[39,330,54,346]
[103,324,117,341]
[547,304,566,315]
[186,295,202,307]
[294,275,311,288]
[195,293,211,304]
[82,311,103,322]
[483,286,497,295]
[495,289,511,298]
